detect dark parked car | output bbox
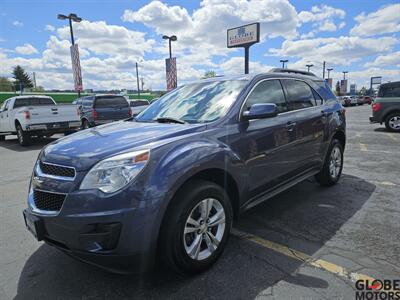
[77,94,131,129]
[23,69,346,275]
[370,81,400,132]
[129,99,150,116]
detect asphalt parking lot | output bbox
[0,104,399,300]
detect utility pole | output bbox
[306,64,314,72]
[280,59,288,68]
[136,62,140,99]
[322,61,326,79]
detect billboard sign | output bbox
[165,57,177,91]
[70,44,83,91]
[227,22,260,48]
[371,76,382,85]
[340,79,348,95]
[350,84,357,95]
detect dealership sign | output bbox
[227,23,260,74]
[227,23,260,48]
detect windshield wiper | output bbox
[155,117,187,124]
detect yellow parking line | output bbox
[231,229,393,291]
[359,143,368,151]
[387,133,398,142]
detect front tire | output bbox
[82,119,90,130]
[0,135,5,141]
[16,125,31,146]
[385,113,400,132]
[160,180,233,275]
[315,139,343,186]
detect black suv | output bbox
[77,94,131,129]
[24,69,346,274]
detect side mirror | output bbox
[242,103,278,121]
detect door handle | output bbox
[286,121,296,131]
[321,110,328,116]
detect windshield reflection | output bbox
[136,80,248,124]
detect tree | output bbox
[335,81,340,95]
[12,65,33,91]
[358,86,367,96]
[0,77,13,92]
[203,70,216,78]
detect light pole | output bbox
[280,59,288,68]
[162,35,177,59]
[58,13,82,96]
[136,62,140,99]
[342,71,348,80]
[306,64,314,72]
[57,13,82,45]
[327,68,333,79]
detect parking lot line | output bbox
[231,229,391,291]
[387,133,398,142]
[359,143,368,151]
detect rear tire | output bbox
[315,139,343,186]
[16,124,31,146]
[384,112,400,132]
[160,180,233,275]
[82,119,90,130]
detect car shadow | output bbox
[373,127,398,133]
[15,174,375,299]
[0,136,59,152]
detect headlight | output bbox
[80,149,150,193]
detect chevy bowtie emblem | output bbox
[33,176,43,184]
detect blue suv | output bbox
[23,69,346,274]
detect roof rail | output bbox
[269,68,316,77]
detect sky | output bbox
[0,0,399,91]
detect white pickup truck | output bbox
[0,95,81,146]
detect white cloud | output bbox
[45,25,55,32]
[57,20,155,57]
[298,4,345,37]
[364,51,400,68]
[15,43,39,55]
[12,20,23,27]
[269,36,398,66]
[123,0,299,54]
[219,57,272,75]
[350,4,400,36]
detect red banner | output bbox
[165,57,177,91]
[70,44,83,91]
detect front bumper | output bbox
[23,204,154,273]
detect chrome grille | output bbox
[33,190,66,211]
[39,161,75,178]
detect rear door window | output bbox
[95,96,128,108]
[13,98,30,108]
[282,80,315,111]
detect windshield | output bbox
[135,80,248,124]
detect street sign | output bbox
[166,57,177,91]
[70,44,83,91]
[227,23,260,48]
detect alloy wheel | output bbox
[388,116,400,130]
[183,198,226,261]
[329,145,342,179]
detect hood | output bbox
[42,120,206,171]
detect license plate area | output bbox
[23,210,45,241]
